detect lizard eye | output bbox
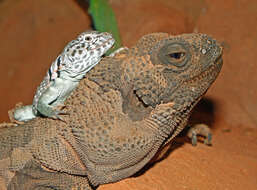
[158,42,189,68]
[167,52,185,61]
[85,36,92,41]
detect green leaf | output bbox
[89,0,122,55]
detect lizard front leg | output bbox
[37,78,78,120]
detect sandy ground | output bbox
[0,0,256,189]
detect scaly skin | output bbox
[13,31,115,121]
[0,32,223,190]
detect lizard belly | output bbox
[51,78,79,106]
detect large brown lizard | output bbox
[0,32,223,190]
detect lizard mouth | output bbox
[185,55,223,86]
[203,55,223,82]
[90,37,115,52]
[132,56,223,111]
[175,55,223,113]
[172,58,223,119]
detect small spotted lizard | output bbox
[13,31,115,121]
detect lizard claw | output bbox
[50,105,69,122]
[52,114,66,123]
[187,124,212,146]
[39,104,69,122]
[55,111,69,122]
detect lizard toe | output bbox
[187,124,212,146]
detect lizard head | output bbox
[58,31,115,80]
[75,30,115,58]
[131,33,223,113]
[86,32,223,122]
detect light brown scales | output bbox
[0,32,223,190]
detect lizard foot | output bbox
[187,124,212,146]
[37,100,69,122]
[109,47,129,57]
[44,104,69,122]
[8,102,35,124]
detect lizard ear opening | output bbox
[133,90,150,108]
